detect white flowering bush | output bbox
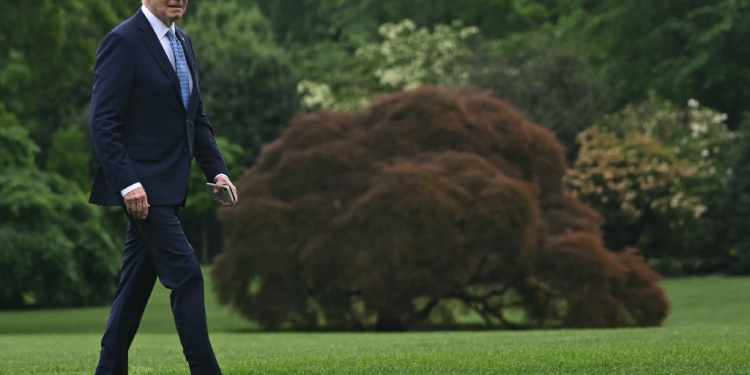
[357,20,479,90]
[598,93,737,186]
[297,20,479,111]
[566,94,740,274]
[566,128,703,224]
[297,80,337,110]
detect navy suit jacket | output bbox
[89,9,228,207]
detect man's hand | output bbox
[214,175,238,207]
[124,187,150,219]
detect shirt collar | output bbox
[141,4,176,39]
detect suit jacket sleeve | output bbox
[89,32,140,192]
[187,35,230,182]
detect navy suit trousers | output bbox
[95,206,222,375]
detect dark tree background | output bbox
[212,87,669,331]
[3,0,748,311]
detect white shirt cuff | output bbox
[215,174,228,182]
[121,182,142,197]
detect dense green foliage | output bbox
[0,0,138,153]
[45,125,93,191]
[0,112,119,309]
[3,0,750,315]
[253,0,560,44]
[182,2,299,165]
[0,105,38,169]
[475,33,610,158]
[0,169,120,309]
[574,0,750,129]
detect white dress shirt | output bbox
[141,4,193,93]
[121,6,225,197]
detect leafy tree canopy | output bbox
[0,0,138,153]
[0,114,120,309]
[213,87,669,331]
[567,0,750,128]
[182,1,299,165]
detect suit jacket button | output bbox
[184,147,189,154]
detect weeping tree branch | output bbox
[415,297,440,321]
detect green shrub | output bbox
[566,95,739,275]
[0,113,119,309]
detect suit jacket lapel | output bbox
[134,9,183,108]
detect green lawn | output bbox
[1,274,749,374]
[0,268,255,335]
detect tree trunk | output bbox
[374,315,405,332]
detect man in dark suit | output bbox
[88,1,236,374]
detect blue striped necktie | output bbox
[166,30,190,109]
